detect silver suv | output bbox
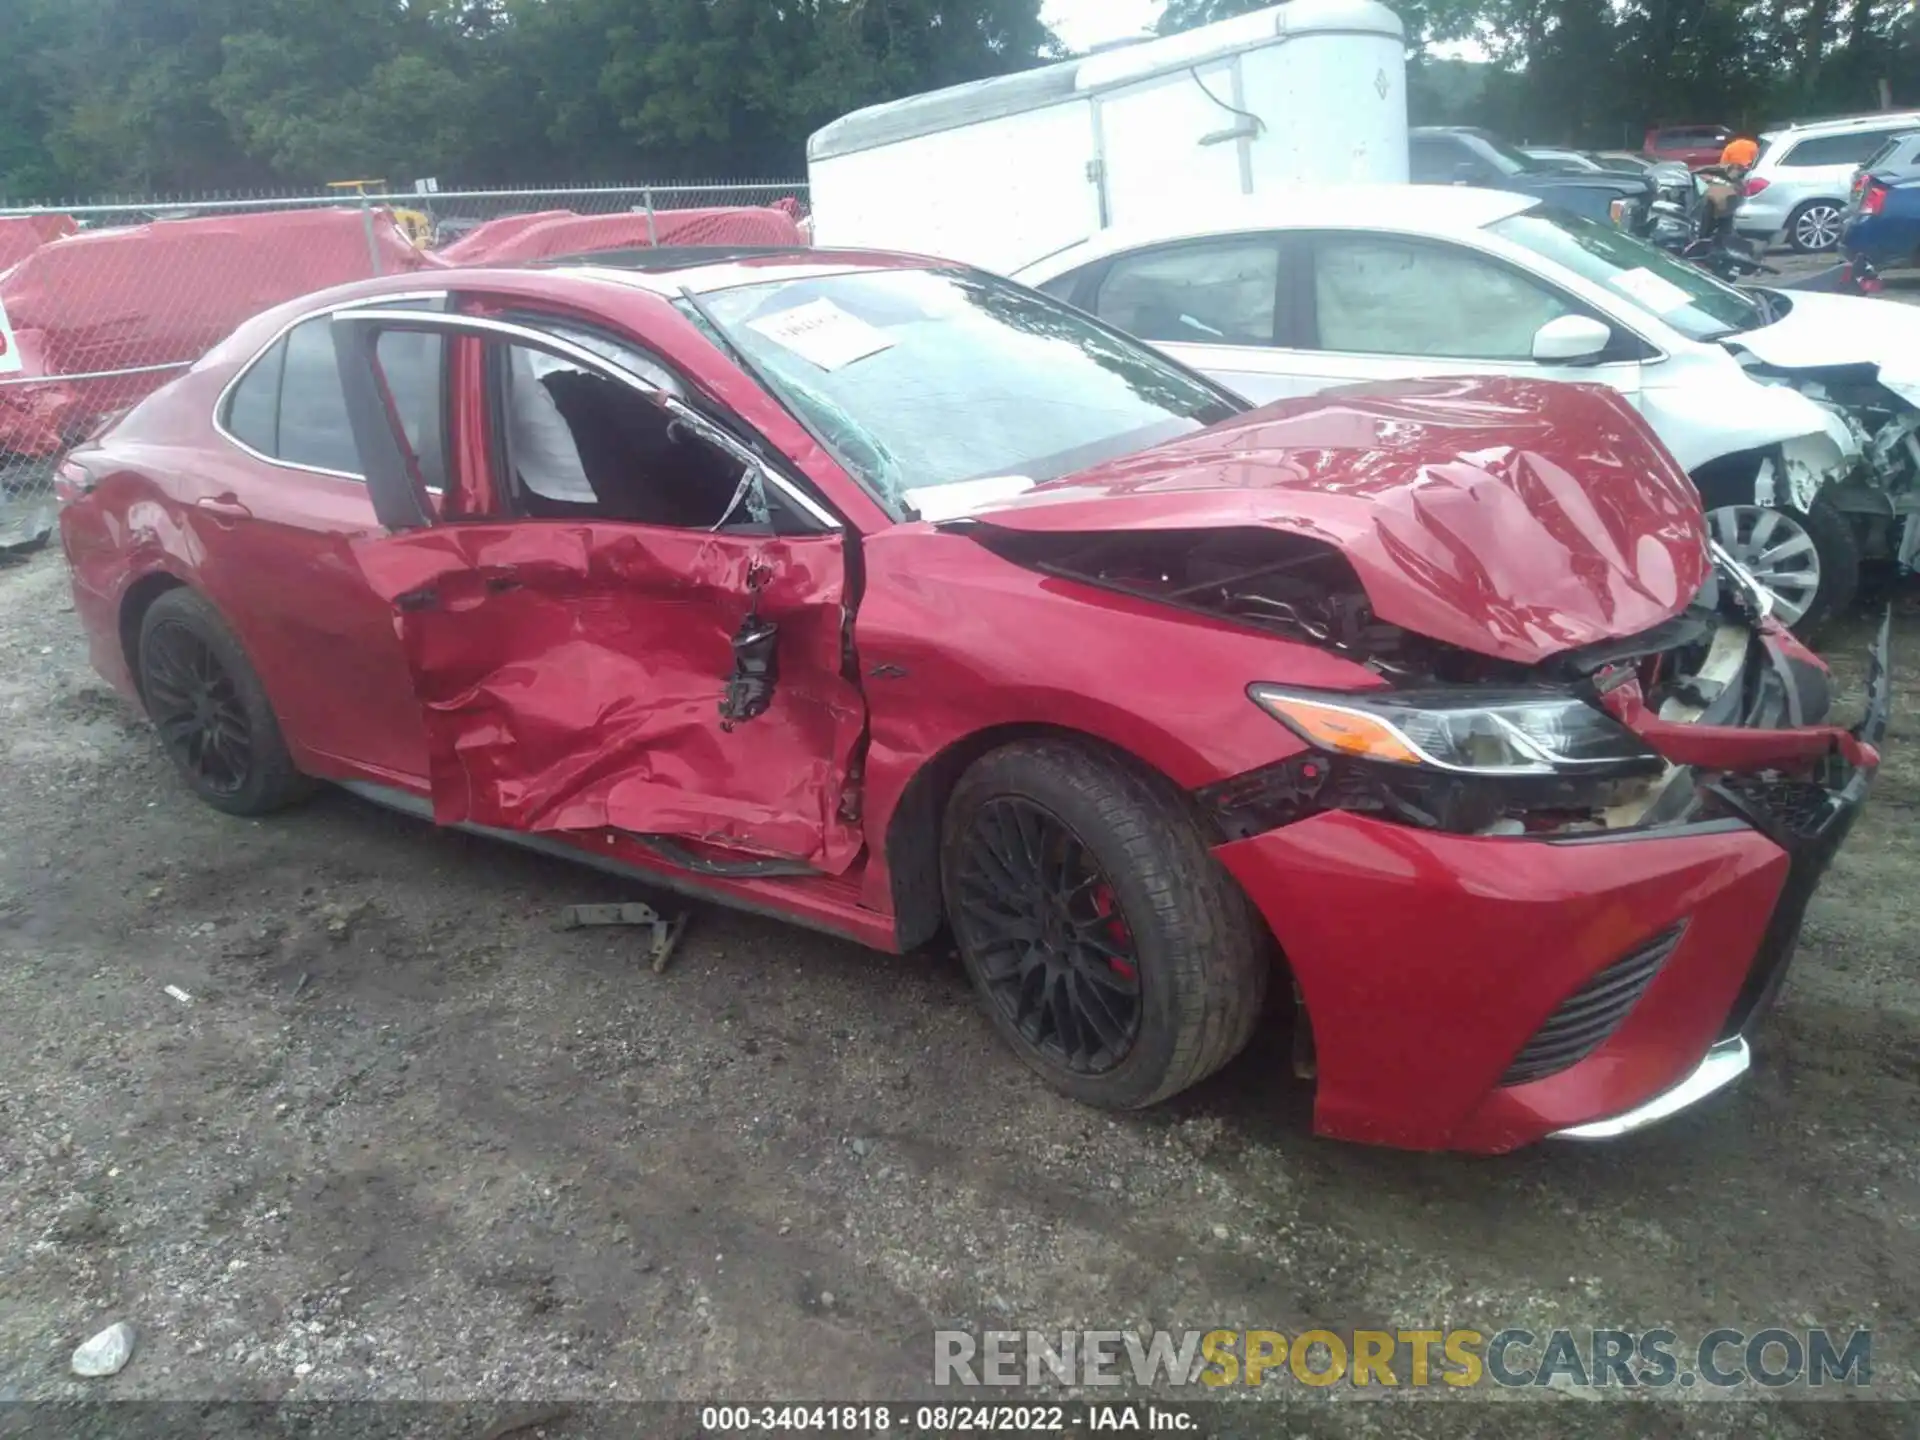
[1739,111,1920,251]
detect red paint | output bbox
[1218,813,1788,1152]
[437,207,803,265]
[58,258,1872,1153]
[1644,126,1734,170]
[1602,675,1878,771]
[0,209,437,456]
[970,377,1709,664]
[352,523,866,872]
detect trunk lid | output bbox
[968,376,1709,665]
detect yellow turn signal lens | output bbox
[1251,692,1424,766]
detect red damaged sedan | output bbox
[56,249,1889,1153]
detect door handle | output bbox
[194,494,253,523]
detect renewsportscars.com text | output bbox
[934,1327,1873,1390]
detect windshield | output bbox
[1527,149,1599,172]
[1488,208,1766,340]
[690,268,1240,517]
[1478,134,1545,175]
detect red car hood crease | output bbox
[970,378,1709,666]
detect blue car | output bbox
[1843,175,1920,267]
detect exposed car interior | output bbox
[492,338,761,531]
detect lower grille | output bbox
[1714,774,1843,844]
[1501,926,1686,1087]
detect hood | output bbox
[1729,289,1920,404]
[1520,171,1653,198]
[969,376,1710,665]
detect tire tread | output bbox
[138,588,313,817]
[942,740,1269,1109]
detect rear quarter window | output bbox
[222,338,284,454]
[276,318,362,474]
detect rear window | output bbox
[1860,137,1901,170]
[1862,131,1920,170]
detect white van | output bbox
[806,0,1407,275]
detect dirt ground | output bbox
[2,436,1919,1431]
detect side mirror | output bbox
[1532,314,1613,365]
[1452,162,1481,186]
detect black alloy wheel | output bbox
[952,796,1144,1075]
[940,740,1269,1110]
[143,618,253,796]
[137,587,312,816]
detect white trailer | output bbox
[807,0,1407,275]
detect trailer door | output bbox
[1095,60,1253,229]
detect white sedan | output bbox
[1017,186,1920,628]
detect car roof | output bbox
[1014,185,1537,275]
[1764,110,1920,141]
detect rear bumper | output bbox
[1842,212,1920,263]
[1214,617,1889,1155]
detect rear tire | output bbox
[940,741,1269,1110]
[138,588,313,816]
[1788,200,1844,254]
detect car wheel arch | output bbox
[883,722,1253,954]
[1690,443,1862,628]
[118,570,190,698]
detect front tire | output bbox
[138,588,313,816]
[941,741,1269,1110]
[1705,495,1859,632]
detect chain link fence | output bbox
[0,181,808,549]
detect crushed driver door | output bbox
[332,306,867,875]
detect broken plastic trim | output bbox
[632,835,820,879]
[719,563,780,729]
[966,525,1498,682]
[1197,751,1663,841]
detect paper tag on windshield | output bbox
[0,296,21,375]
[747,298,894,371]
[1607,266,1694,316]
[904,475,1037,522]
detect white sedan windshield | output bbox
[1490,210,1766,341]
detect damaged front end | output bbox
[971,523,1887,854]
[1739,357,1920,570]
[1204,548,1884,850]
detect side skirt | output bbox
[336,781,899,953]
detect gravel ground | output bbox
[2,355,1919,1433]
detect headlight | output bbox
[1249,686,1658,775]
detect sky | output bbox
[1042,0,1166,53]
[1042,1,1490,60]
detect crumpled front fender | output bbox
[1641,381,1857,509]
[1767,426,1856,511]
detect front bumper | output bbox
[1214,616,1890,1155]
[1552,1037,1751,1140]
